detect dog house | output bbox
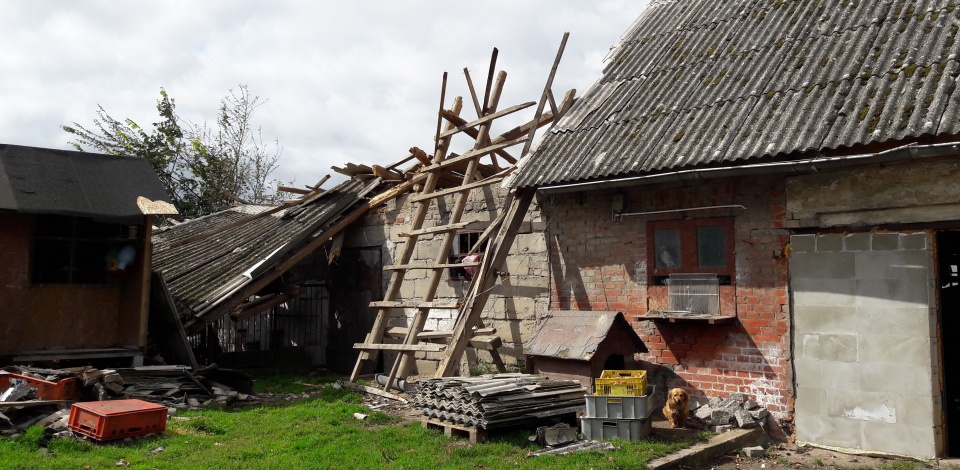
[524,311,648,389]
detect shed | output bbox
[524,311,647,389]
[0,144,176,362]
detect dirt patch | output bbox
[703,442,934,469]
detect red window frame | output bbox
[647,217,735,282]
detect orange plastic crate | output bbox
[594,370,648,397]
[0,372,79,400]
[68,399,168,441]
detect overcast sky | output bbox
[0,1,645,188]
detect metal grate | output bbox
[665,273,719,315]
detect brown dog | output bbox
[663,388,689,428]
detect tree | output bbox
[62,85,286,219]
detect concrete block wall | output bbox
[345,184,550,375]
[543,175,794,418]
[791,232,939,458]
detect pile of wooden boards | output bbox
[412,373,587,429]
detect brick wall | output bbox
[542,175,794,419]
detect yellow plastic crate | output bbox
[594,370,648,397]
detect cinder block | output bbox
[820,361,860,391]
[843,233,871,252]
[797,334,857,362]
[791,279,857,307]
[871,233,900,251]
[855,278,932,309]
[817,234,843,252]
[791,235,816,253]
[862,422,935,459]
[900,233,928,250]
[791,252,855,279]
[711,409,734,425]
[743,445,767,458]
[735,409,757,428]
[854,250,931,281]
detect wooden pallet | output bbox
[421,417,488,444]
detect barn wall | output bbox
[0,213,149,356]
[345,184,550,375]
[543,175,794,418]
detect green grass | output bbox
[0,385,696,470]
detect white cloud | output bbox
[0,0,645,187]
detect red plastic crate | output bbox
[68,399,168,441]
[0,372,79,400]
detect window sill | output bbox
[641,311,737,324]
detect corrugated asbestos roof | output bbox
[509,0,960,188]
[151,177,380,317]
[0,144,172,222]
[523,311,648,360]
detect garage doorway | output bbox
[938,230,960,456]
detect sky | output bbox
[0,1,646,189]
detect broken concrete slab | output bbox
[734,409,757,428]
[743,445,767,458]
[647,428,768,470]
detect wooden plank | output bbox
[372,165,403,181]
[337,380,408,403]
[521,32,568,157]
[468,335,503,351]
[310,175,331,190]
[463,67,483,117]
[0,400,73,409]
[433,72,448,156]
[438,101,536,139]
[439,110,517,164]
[398,221,475,237]
[383,261,480,271]
[409,146,432,166]
[278,185,312,195]
[385,327,497,339]
[353,343,446,352]
[327,230,345,263]
[408,174,508,203]
[421,137,527,173]
[369,300,461,309]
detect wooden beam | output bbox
[421,137,527,173]
[546,88,559,117]
[521,32,569,157]
[278,185,312,195]
[230,293,294,322]
[433,71,448,156]
[408,173,510,203]
[482,47,498,115]
[372,165,403,181]
[558,89,577,118]
[382,261,480,271]
[438,101,536,139]
[369,300,461,309]
[353,343,446,352]
[409,147,433,166]
[463,67,483,118]
[439,109,517,164]
[311,175,331,190]
[385,327,497,340]
[327,231,345,263]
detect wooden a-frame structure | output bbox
[351,35,573,392]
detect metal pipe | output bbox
[536,142,960,194]
[616,204,745,221]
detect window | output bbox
[31,215,136,285]
[648,217,734,285]
[449,231,486,280]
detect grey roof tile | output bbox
[509,0,960,188]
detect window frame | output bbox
[647,217,735,283]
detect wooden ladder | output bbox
[351,37,570,391]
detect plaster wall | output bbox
[790,232,940,459]
[344,184,550,375]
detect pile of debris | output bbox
[692,392,770,430]
[0,364,256,436]
[413,373,586,429]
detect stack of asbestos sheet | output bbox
[413,373,586,429]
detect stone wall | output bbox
[344,183,550,376]
[790,232,939,459]
[543,175,794,419]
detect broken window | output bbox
[648,217,734,285]
[31,215,133,285]
[449,231,486,280]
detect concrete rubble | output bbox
[691,392,771,431]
